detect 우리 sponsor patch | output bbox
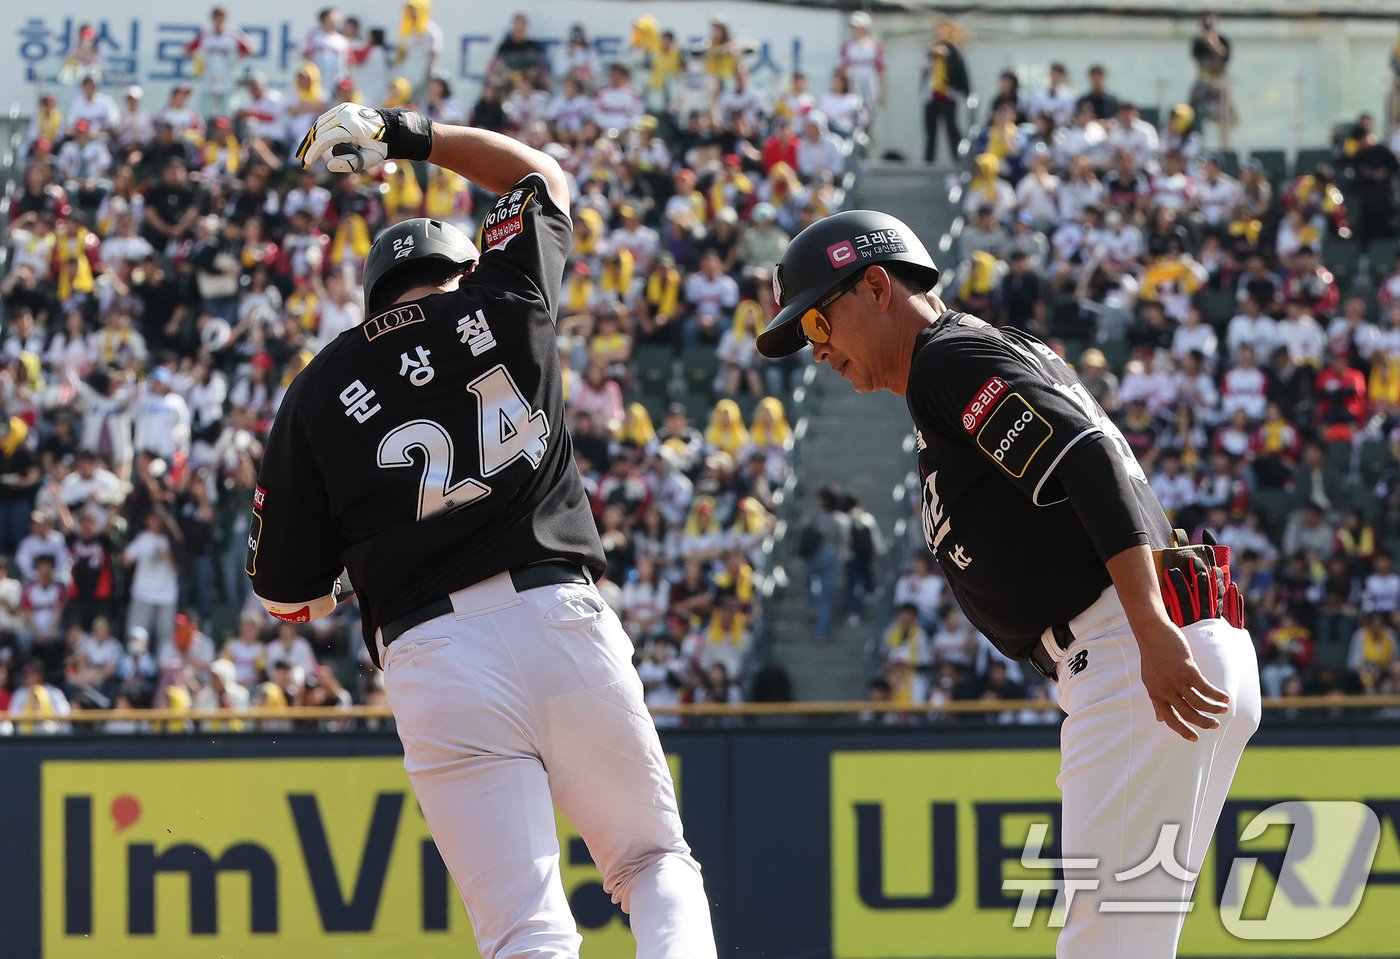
[962,376,1008,432]
[975,392,1053,478]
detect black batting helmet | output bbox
[756,210,939,359]
[363,217,479,315]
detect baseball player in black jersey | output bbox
[757,210,1260,958]
[249,103,716,959]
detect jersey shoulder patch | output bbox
[478,187,535,253]
[974,392,1054,478]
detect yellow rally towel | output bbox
[331,213,371,264]
[400,0,430,39]
[55,230,94,302]
[750,396,792,446]
[647,267,681,317]
[385,162,423,216]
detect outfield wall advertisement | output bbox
[2,728,1397,958]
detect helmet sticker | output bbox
[853,230,908,257]
[826,240,856,268]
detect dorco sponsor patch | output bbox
[975,393,1052,478]
[962,376,1008,432]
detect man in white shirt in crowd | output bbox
[1149,149,1196,214]
[1363,553,1400,614]
[186,5,253,117]
[1105,101,1159,170]
[282,168,332,220]
[683,250,739,342]
[21,554,66,658]
[1225,296,1278,361]
[132,367,191,462]
[1220,345,1269,422]
[1276,297,1327,367]
[716,65,764,128]
[1196,153,1241,226]
[115,86,155,153]
[236,72,289,149]
[194,658,250,727]
[1028,62,1077,125]
[124,510,181,660]
[55,120,112,206]
[607,205,660,274]
[304,6,350,89]
[1149,454,1199,522]
[8,659,71,733]
[594,63,644,132]
[1055,104,1109,172]
[16,510,71,585]
[316,269,364,347]
[100,210,155,266]
[59,449,125,529]
[267,622,320,677]
[637,634,685,728]
[155,85,204,140]
[0,555,23,640]
[66,75,119,138]
[796,111,846,181]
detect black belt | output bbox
[379,562,590,648]
[1029,623,1075,682]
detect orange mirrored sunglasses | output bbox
[799,271,865,346]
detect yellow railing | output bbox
[12,695,1400,727]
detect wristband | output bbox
[380,108,433,162]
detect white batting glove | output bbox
[295,103,390,173]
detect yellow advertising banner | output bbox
[41,757,664,958]
[831,746,1400,958]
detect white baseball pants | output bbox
[379,572,717,959]
[1044,587,1261,959]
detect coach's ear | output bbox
[863,264,897,314]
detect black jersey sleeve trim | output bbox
[1030,424,1104,506]
[515,171,571,227]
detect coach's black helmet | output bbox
[363,217,479,315]
[755,210,940,359]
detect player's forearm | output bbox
[428,123,569,210]
[1105,544,1174,639]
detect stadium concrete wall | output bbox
[2,724,1397,958]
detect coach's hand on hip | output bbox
[1107,544,1231,743]
[1134,620,1231,742]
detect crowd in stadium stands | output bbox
[4,6,1398,733]
[0,2,897,732]
[855,16,1400,721]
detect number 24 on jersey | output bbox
[377,364,549,521]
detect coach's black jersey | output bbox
[906,312,1171,659]
[248,173,605,664]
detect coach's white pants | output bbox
[1045,587,1261,959]
[380,572,717,959]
